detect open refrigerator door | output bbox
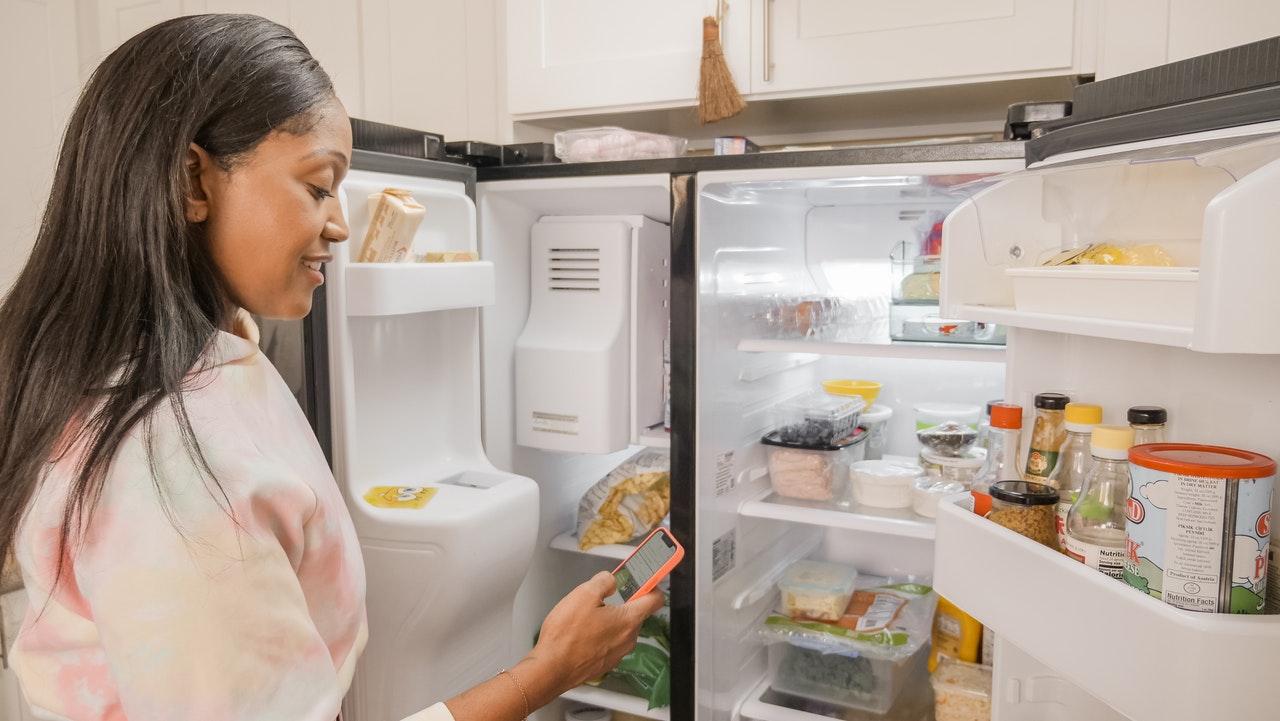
[690,155,1022,721]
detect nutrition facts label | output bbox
[1163,474,1227,611]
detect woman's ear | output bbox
[185,143,214,224]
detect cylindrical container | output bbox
[1126,444,1276,614]
[1024,392,1070,482]
[858,404,894,460]
[976,399,1001,451]
[913,477,967,518]
[1127,406,1167,446]
[921,447,986,488]
[850,459,922,509]
[987,480,1059,548]
[913,402,982,431]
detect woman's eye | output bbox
[310,184,334,200]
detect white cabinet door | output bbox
[506,0,751,116]
[753,0,1086,96]
[1,0,81,297]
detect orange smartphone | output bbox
[612,527,684,602]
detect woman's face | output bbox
[191,97,352,321]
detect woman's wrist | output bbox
[510,654,567,710]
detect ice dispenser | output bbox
[515,215,670,454]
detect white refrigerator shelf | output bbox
[739,488,936,540]
[561,684,670,721]
[343,260,496,316]
[933,494,1280,721]
[549,532,637,561]
[737,337,1005,363]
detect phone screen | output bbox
[614,529,680,601]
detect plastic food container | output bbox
[987,480,1059,548]
[765,633,928,714]
[850,460,922,509]
[914,402,982,431]
[822,379,882,407]
[762,428,868,503]
[777,560,859,621]
[917,421,979,457]
[912,477,967,518]
[553,127,688,163]
[932,658,993,721]
[921,447,987,487]
[773,391,865,446]
[858,405,894,460]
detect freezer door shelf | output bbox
[739,488,936,540]
[549,531,637,561]
[561,684,669,721]
[737,338,1005,364]
[343,261,496,316]
[934,494,1280,721]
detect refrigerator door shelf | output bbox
[934,494,1280,721]
[344,260,496,316]
[549,531,636,561]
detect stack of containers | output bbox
[762,391,867,504]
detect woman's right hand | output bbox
[524,571,666,696]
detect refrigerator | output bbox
[304,37,1280,721]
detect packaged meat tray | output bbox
[761,428,868,503]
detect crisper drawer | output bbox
[933,495,1280,721]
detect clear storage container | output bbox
[777,560,859,621]
[765,633,928,714]
[773,391,865,446]
[761,428,868,503]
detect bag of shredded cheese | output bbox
[577,449,670,551]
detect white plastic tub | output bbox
[1006,265,1199,325]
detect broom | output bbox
[697,4,747,124]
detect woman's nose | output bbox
[325,211,350,243]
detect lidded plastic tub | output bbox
[762,428,868,503]
[850,459,922,509]
[774,391,865,446]
[777,560,859,621]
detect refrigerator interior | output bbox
[477,174,679,721]
[693,160,1021,721]
[935,123,1280,721]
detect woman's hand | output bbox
[444,572,666,721]
[526,571,666,697]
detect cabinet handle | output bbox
[763,0,775,82]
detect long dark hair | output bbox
[0,14,335,574]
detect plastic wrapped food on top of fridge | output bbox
[553,127,688,163]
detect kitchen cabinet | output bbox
[505,0,750,117]
[81,0,499,143]
[1095,0,1280,79]
[750,0,1089,97]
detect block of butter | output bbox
[421,251,478,263]
[358,188,424,263]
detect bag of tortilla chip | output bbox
[577,450,670,551]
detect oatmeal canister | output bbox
[1125,444,1275,614]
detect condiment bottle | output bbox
[987,480,1060,549]
[970,403,1024,514]
[976,399,1001,451]
[1064,425,1135,580]
[1024,392,1070,482]
[1046,403,1103,553]
[1128,406,1167,446]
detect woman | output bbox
[0,14,663,720]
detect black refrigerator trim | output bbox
[668,172,697,721]
[304,278,333,466]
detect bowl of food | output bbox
[916,421,978,457]
[822,380,882,408]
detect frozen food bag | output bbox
[761,581,937,661]
[577,449,670,551]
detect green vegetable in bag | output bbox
[609,642,671,709]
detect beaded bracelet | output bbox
[499,668,529,721]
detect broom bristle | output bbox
[698,16,746,124]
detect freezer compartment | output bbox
[764,640,927,715]
[934,494,1280,721]
[942,128,1280,351]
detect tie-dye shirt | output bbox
[10,314,451,721]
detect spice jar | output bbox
[986,480,1059,548]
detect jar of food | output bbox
[1024,392,1070,482]
[986,480,1059,548]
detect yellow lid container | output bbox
[823,379,882,407]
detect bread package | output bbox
[358,188,424,263]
